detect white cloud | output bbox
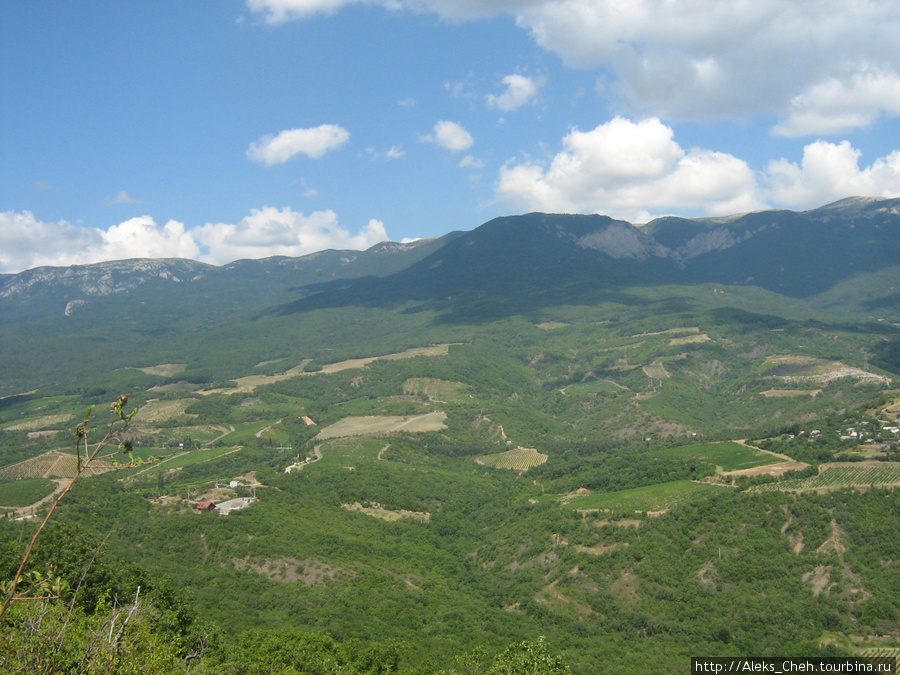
[103,190,140,205]
[773,69,900,137]
[368,145,405,160]
[422,120,474,152]
[247,124,350,165]
[248,0,900,132]
[246,0,377,23]
[495,117,766,222]
[487,73,545,111]
[766,141,900,209]
[459,155,483,169]
[511,1,900,127]
[194,208,387,264]
[0,212,199,274]
[0,208,388,274]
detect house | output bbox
[196,501,216,511]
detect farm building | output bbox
[196,501,216,511]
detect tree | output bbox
[486,637,571,675]
[0,395,138,619]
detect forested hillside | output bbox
[1,201,899,673]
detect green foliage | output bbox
[0,478,56,507]
[1,236,899,672]
[485,636,571,675]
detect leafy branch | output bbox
[0,395,138,620]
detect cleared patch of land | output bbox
[575,542,628,555]
[136,399,197,423]
[342,502,430,522]
[203,344,458,395]
[669,333,711,345]
[4,413,74,432]
[403,378,469,402]
[27,430,62,439]
[536,322,570,330]
[316,412,447,439]
[475,447,548,471]
[763,355,890,385]
[761,389,821,397]
[632,327,700,337]
[642,362,670,380]
[718,461,809,478]
[135,363,187,377]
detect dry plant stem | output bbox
[0,419,123,620]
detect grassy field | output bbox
[562,379,626,395]
[0,478,57,507]
[647,441,778,472]
[565,480,730,513]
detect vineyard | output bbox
[754,463,900,492]
[565,479,728,513]
[3,413,74,432]
[475,446,548,471]
[856,648,900,658]
[0,451,116,480]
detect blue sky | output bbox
[3,0,900,273]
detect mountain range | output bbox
[1,196,898,394]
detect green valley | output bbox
[1,201,900,673]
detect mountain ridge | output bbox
[1,196,898,333]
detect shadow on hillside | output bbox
[269,275,675,325]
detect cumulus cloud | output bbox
[495,117,766,222]
[510,0,900,127]
[422,120,474,152]
[487,73,545,111]
[766,141,900,209]
[248,0,900,132]
[247,124,350,165]
[0,212,199,274]
[0,208,388,274]
[193,207,387,265]
[773,69,900,137]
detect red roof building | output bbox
[196,501,216,511]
